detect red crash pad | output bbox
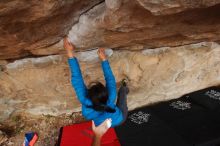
[58,121,121,146]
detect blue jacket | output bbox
[68,58,123,127]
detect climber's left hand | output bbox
[63,37,75,58]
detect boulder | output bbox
[0,42,219,121]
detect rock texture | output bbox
[136,0,220,15]
[0,42,219,121]
[68,0,220,50]
[1,0,220,60]
[0,0,103,60]
[0,130,7,145]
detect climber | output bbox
[63,37,129,128]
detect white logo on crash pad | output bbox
[170,100,191,110]
[205,90,220,100]
[129,111,150,124]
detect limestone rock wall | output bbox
[0,42,219,122]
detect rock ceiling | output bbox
[1,0,220,60]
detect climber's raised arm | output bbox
[98,48,117,105]
[64,38,92,106]
[64,37,75,58]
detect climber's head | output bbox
[88,82,108,105]
[87,82,115,113]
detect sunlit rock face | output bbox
[1,0,220,60]
[0,42,219,121]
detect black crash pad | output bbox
[115,86,220,146]
[188,86,220,111]
[148,95,207,124]
[115,108,190,146]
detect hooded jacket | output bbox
[68,58,123,127]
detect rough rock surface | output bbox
[1,0,220,60]
[0,130,8,145]
[0,0,103,60]
[0,42,219,121]
[68,0,220,50]
[136,0,220,15]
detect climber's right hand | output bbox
[64,37,75,51]
[64,37,75,58]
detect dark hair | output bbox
[87,82,116,113]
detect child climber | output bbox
[64,38,129,127]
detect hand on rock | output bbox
[97,48,107,61]
[63,37,75,58]
[64,37,75,51]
